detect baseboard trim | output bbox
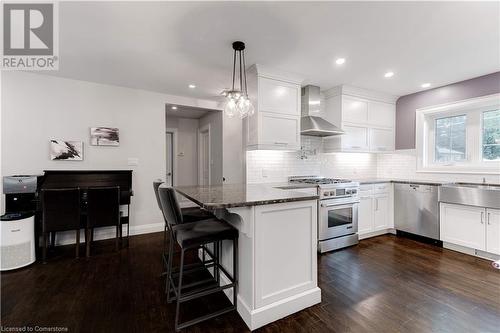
[237,287,322,330]
[51,222,164,246]
[443,242,500,261]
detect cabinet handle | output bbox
[375,198,378,211]
[488,212,491,225]
[350,145,361,149]
[481,211,484,224]
[274,142,288,145]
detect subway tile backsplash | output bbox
[246,142,499,184]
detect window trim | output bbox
[416,93,500,174]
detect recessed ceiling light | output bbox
[188,84,196,89]
[421,83,431,88]
[384,71,394,78]
[335,58,346,65]
[171,106,177,110]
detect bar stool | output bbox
[153,180,214,263]
[158,186,238,331]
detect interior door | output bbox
[166,132,173,187]
[199,128,210,185]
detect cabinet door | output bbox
[341,125,369,151]
[358,196,374,235]
[369,128,394,152]
[260,112,300,148]
[259,78,300,116]
[486,208,500,255]
[440,203,486,251]
[368,101,395,128]
[373,195,389,230]
[342,97,368,123]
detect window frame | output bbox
[416,93,500,174]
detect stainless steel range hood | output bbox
[301,85,344,137]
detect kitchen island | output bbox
[174,184,321,330]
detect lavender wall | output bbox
[395,72,500,149]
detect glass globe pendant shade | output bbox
[224,97,237,118]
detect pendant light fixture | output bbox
[222,41,254,118]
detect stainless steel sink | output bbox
[439,183,500,209]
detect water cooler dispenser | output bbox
[1,176,39,270]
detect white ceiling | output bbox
[50,1,500,100]
[165,104,218,119]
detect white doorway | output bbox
[198,124,211,185]
[166,128,177,187]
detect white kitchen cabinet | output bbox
[373,195,390,231]
[342,125,369,151]
[368,101,395,128]
[342,96,368,123]
[369,128,395,152]
[358,196,374,234]
[260,112,300,148]
[358,183,393,239]
[322,85,397,153]
[440,203,486,251]
[259,78,300,116]
[486,208,500,255]
[245,65,302,151]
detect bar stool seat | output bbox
[181,207,214,223]
[173,219,238,248]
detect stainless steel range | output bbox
[289,176,360,253]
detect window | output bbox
[435,115,466,163]
[482,109,500,161]
[416,93,500,173]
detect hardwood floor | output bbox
[1,233,499,332]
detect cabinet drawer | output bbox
[373,183,390,194]
[359,184,374,196]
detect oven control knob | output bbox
[351,189,357,194]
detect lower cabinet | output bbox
[440,203,500,255]
[358,183,393,238]
[486,208,500,255]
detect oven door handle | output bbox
[320,202,359,208]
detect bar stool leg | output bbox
[42,232,47,263]
[175,248,185,332]
[86,228,91,257]
[233,237,238,308]
[76,229,80,258]
[115,224,120,251]
[166,230,175,300]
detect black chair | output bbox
[41,188,81,262]
[158,186,238,331]
[86,186,121,257]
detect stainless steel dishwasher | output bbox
[394,183,439,240]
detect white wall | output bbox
[1,72,219,237]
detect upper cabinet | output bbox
[322,85,398,153]
[245,65,303,150]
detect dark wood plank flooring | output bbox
[2,233,499,332]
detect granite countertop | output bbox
[174,183,319,209]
